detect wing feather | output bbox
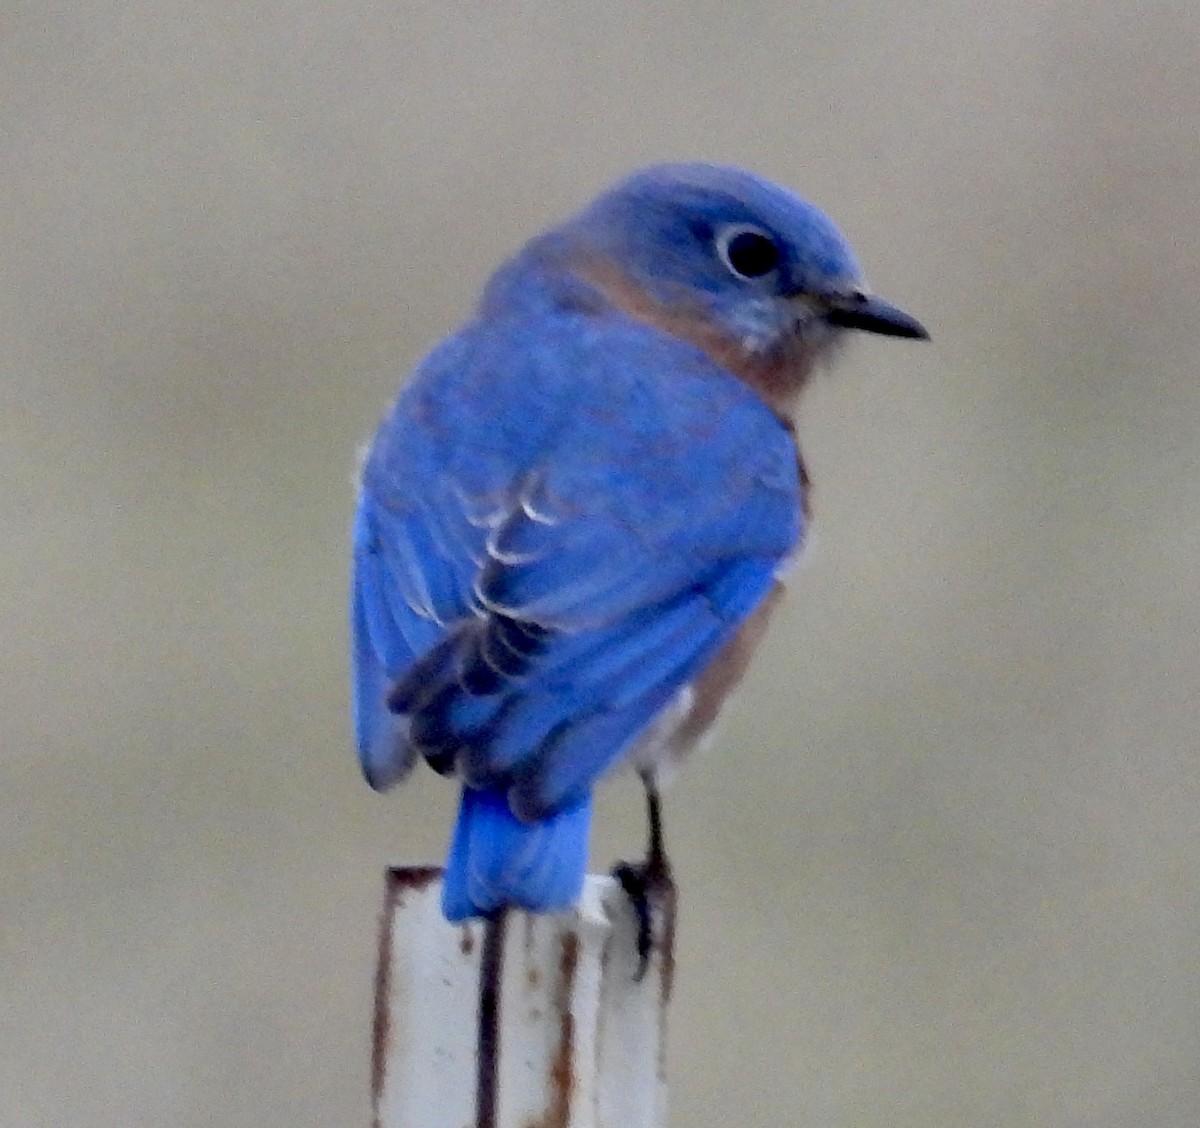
[350,313,802,799]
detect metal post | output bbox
[371,868,675,1128]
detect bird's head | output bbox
[553,162,928,412]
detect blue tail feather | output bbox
[441,785,592,921]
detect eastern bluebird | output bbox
[351,163,927,924]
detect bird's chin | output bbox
[727,326,841,416]
[787,307,841,347]
[805,325,849,375]
[778,319,843,373]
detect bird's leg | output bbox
[612,771,674,980]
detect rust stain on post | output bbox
[372,866,443,1128]
[524,931,579,1128]
[387,864,444,896]
[476,911,508,1128]
[370,873,401,1128]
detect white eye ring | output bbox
[715,224,781,281]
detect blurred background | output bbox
[3,3,1198,1126]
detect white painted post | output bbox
[371,868,675,1128]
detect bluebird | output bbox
[351,162,927,928]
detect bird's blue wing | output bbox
[351,312,801,803]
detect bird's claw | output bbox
[612,854,671,980]
[613,773,673,981]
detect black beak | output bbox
[826,293,929,340]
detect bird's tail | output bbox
[441,785,593,921]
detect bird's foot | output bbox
[612,774,673,981]
[612,851,673,981]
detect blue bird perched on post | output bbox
[351,163,927,929]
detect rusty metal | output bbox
[477,910,507,1128]
[371,869,675,1128]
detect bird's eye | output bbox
[716,225,780,280]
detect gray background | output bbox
[4,4,1198,1126]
